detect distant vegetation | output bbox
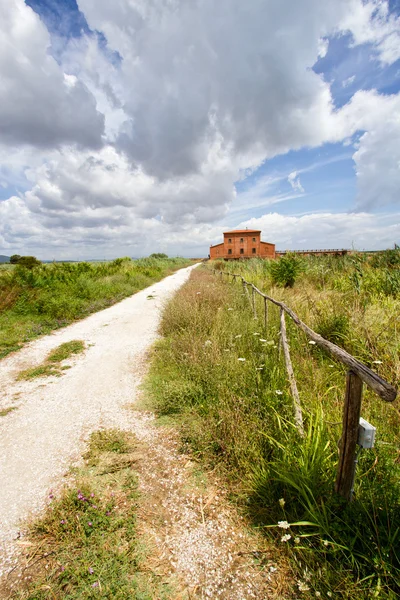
[147,252,400,599]
[0,256,191,358]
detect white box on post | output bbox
[358,418,376,449]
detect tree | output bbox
[10,254,21,264]
[17,256,42,269]
[150,253,168,259]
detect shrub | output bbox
[10,254,21,264]
[269,254,302,287]
[149,252,168,259]
[17,255,42,269]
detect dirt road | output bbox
[0,264,198,576]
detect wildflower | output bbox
[60,519,65,525]
[315,593,321,598]
[281,534,291,542]
[253,332,260,336]
[60,566,65,572]
[329,364,334,368]
[204,340,212,346]
[327,593,332,598]
[308,340,316,345]
[235,334,242,339]
[259,338,267,342]
[323,540,329,546]
[372,360,383,365]
[196,291,201,294]
[224,349,230,352]
[256,367,264,370]
[294,537,300,544]
[90,493,95,498]
[269,566,277,573]
[275,390,283,395]
[278,520,290,529]
[88,567,94,574]
[227,308,234,311]
[92,582,99,588]
[297,581,310,592]
[88,522,93,527]
[238,358,246,362]
[278,498,285,508]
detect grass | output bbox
[0,406,17,417]
[17,340,85,380]
[0,256,192,359]
[146,259,400,599]
[5,429,170,600]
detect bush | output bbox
[10,254,21,264]
[269,254,302,287]
[149,252,168,259]
[17,255,42,269]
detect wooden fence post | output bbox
[264,296,268,331]
[252,286,257,319]
[335,370,363,501]
[280,309,304,436]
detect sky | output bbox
[0,0,400,259]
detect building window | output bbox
[252,237,256,242]
[240,248,244,254]
[240,237,244,243]
[252,248,256,254]
[228,238,232,243]
[228,249,232,254]
[216,250,219,255]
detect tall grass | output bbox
[147,259,400,599]
[0,256,191,358]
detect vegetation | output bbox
[0,256,191,358]
[17,340,85,380]
[7,429,166,600]
[147,253,400,599]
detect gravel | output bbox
[0,264,198,578]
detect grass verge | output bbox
[146,265,400,599]
[17,341,85,381]
[0,257,193,359]
[2,429,168,600]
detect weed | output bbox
[16,340,85,380]
[6,429,167,600]
[47,340,85,363]
[146,264,400,599]
[269,254,303,288]
[0,406,17,417]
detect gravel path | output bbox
[0,264,198,577]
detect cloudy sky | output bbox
[1,0,400,259]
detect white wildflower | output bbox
[372,360,383,365]
[204,340,212,346]
[281,534,291,542]
[224,349,230,352]
[238,358,246,362]
[315,592,321,598]
[297,581,310,592]
[323,540,329,546]
[227,308,234,311]
[275,390,283,395]
[253,332,260,336]
[329,364,334,368]
[256,367,264,371]
[196,291,201,294]
[235,334,242,339]
[327,593,332,598]
[277,520,290,529]
[269,566,277,573]
[259,338,267,342]
[308,340,316,345]
[278,498,285,508]
[294,537,300,544]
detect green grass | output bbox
[8,429,170,600]
[146,261,400,599]
[17,340,85,380]
[0,256,192,359]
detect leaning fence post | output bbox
[264,296,268,331]
[251,286,257,319]
[335,370,363,501]
[280,308,304,436]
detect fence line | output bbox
[212,268,397,500]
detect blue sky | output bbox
[0,0,400,258]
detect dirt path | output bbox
[0,264,288,598]
[0,265,198,576]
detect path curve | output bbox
[0,264,198,576]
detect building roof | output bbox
[223,229,261,234]
[209,242,224,248]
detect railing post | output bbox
[280,309,304,436]
[335,370,363,501]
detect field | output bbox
[0,256,191,359]
[147,252,400,599]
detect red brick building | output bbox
[209,229,275,260]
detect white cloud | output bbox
[0,0,104,149]
[288,172,305,193]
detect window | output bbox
[228,238,232,243]
[240,237,244,243]
[252,237,256,242]
[252,248,256,254]
[228,248,232,254]
[240,248,244,254]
